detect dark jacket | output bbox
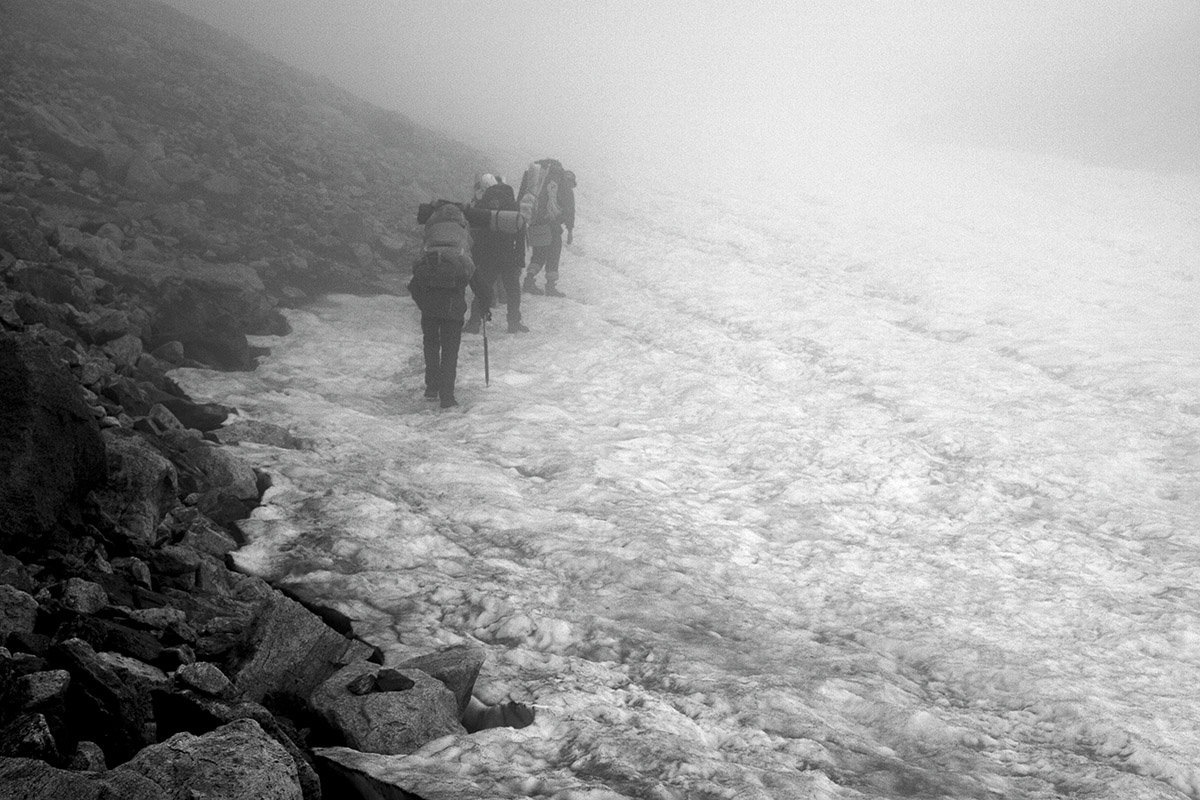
[471,182,525,275]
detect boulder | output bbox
[0,712,60,761]
[154,429,258,524]
[310,661,464,755]
[49,638,158,764]
[0,757,165,800]
[151,690,321,800]
[25,105,104,170]
[397,645,485,720]
[123,718,302,800]
[225,581,377,703]
[0,205,52,261]
[208,419,304,449]
[91,429,178,546]
[0,333,105,552]
[0,585,38,639]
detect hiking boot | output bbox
[462,318,481,334]
[507,321,529,333]
[424,387,439,400]
[545,284,565,298]
[440,395,458,409]
[523,276,543,295]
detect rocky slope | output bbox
[0,0,519,797]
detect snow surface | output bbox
[176,145,1200,799]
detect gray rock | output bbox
[15,669,71,709]
[176,661,234,698]
[314,746,488,800]
[123,718,302,800]
[0,333,106,551]
[226,582,377,703]
[311,661,464,755]
[398,645,486,720]
[0,713,60,761]
[68,740,107,772]
[50,637,156,764]
[209,419,304,450]
[0,584,38,638]
[0,757,165,800]
[0,204,52,261]
[102,331,143,368]
[61,577,108,614]
[92,428,178,545]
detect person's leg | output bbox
[421,315,440,399]
[524,248,546,294]
[544,232,564,297]
[501,267,526,331]
[438,317,463,407]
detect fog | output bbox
[159,0,1199,185]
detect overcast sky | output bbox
[159,0,1199,181]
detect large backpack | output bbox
[518,158,566,246]
[411,202,474,289]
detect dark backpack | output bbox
[518,158,566,245]
[411,203,474,289]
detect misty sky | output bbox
[159,0,1199,178]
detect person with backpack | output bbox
[408,202,475,408]
[519,160,576,297]
[464,175,528,334]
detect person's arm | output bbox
[563,187,576,244]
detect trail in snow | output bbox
[178,146,1200,799]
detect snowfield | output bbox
[177,145,1200,799]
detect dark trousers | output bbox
[498,266,522,323]
[421,315,463,401]
[529,229,563,282]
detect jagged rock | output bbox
[0,205,52,261]
[397,645,485,720]
[149,339,184,364]
[123,718,302,800]
[175,661,234,698]
[0,712,60,761]
[102,331,143,368]
[24,105,104,170]
[68,740,106,771]
[91,428,178,546]
[0,333,105,552]
[155,429,258,524]
[69,306,130,344]
[0,554,37,594]
[208,419,304,449]
[49,638,158,763]
[60,577,108,614]
[0,757,165,799]
[310,661,463,755]
[152,689,321,800]
[14,670,71,710]
[177,512,239,556]
[0,295,21,328]
[314,746,489,800]
[0,585,38,639]
[157,394,232,431]
[225,578,377,704]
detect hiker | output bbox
[465,175,528,334]
[408,202,474,408]
[520,160,576,297]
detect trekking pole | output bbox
[482,316,490,386]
